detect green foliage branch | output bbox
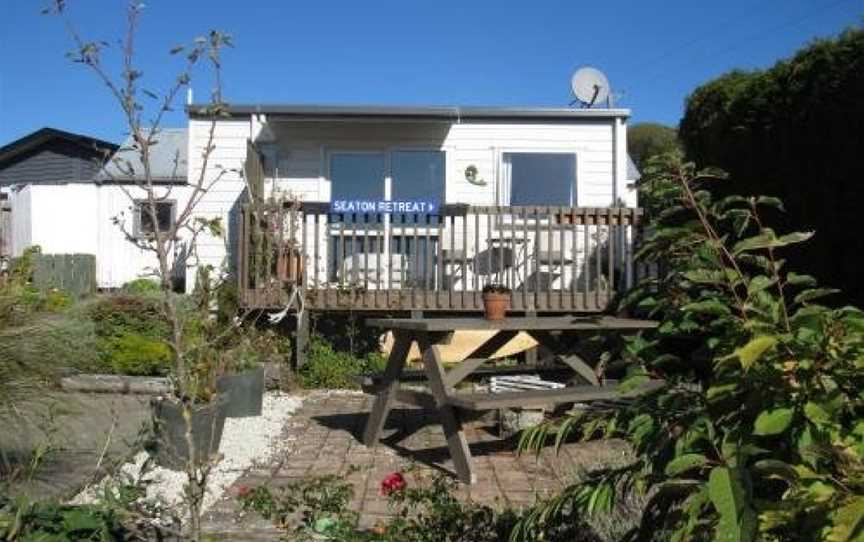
[517,153,864,542]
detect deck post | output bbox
[292,310,310,370]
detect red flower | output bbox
[380,472,406,496]
[232,484,252,498]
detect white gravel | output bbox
[75,391,303,514]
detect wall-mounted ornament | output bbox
[464,165,487,186]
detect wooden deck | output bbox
[238,200,643,313]
[239,137,644,312]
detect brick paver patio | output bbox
[203,391,629,540]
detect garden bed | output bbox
[74,391,303,514]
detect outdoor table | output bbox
[361,316,661,483]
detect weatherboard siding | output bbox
[95,184,193,288]
[0,140,104,186]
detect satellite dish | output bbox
[570,66,611,108]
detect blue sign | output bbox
[330,199,439,215]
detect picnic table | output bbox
[360,316,662,483]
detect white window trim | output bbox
[494,148,581,207]
[133,199,177,239]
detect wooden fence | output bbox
[238,202,643,313]
[31,253,96,297]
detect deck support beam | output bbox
[292,310,310,370]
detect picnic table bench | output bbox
[361,316,662,483]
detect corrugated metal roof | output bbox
[188,103,631,121]
[99,129,187,182]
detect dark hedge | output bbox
[679,27,864,306]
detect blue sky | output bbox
[1,0,861,144]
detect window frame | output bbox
[496,149,580,208]
[323,146,448,204]
[133,199,177,239]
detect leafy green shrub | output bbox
[0,495,129,541]
[679,28,864,307]
[88,295,172,375]
[238,471,601,541]
[102,332,173,376]
[298,337,385,389]
[88,295,169,340]
[518,154,864,542]
[120,278,161,295]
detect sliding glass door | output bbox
[328,150,445,287]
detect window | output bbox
[329,150,445,203]
[135,200,176,238]
[502,152,576,206]
[330,153,385,201]
[391,150,445,202]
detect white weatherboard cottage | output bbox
[187,103,640,311]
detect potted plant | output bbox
[215,336,266,418]
[150,346,229,470]
[268,191,304,284]
[481,284,511,320]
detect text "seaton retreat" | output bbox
[330,199,439,214]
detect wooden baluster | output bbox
[570,207,578,309]
[608,208,615,298]
[411,214,423,309]
[522,206,528,311]
[449,213,456,309]
[375,213,382,308]
[559,205,566,310]
[595,208,602,310]
[437,213,445,309]
[486,212,492,292]
[313,212,320,295]
[425,213,433,309]
[534,206,541,310]
[546,207,553,310]
[301,208,308,291]
[473,210,480,308]
[583,209,590,308]
[458,214,465,307]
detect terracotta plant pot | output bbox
[556,212,575,224]
[482,292,511,321]
[277,248,304,282]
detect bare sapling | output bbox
[46,1,235,538]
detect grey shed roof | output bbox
[99,129,187,183]
[188,103,631,121]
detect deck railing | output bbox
[238,202,643,312]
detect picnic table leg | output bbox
[422,344,475,484]
[362,331,412,447]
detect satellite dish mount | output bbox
[570,66,612,108]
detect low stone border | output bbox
[60,363,285,394]
[60,374,170,394]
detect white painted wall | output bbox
[187,118,253,288]
[186,115,631,288]
[95,184,193,288]
[7,182,192,289]
[28,184,100,255]
[9,185,33,257]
